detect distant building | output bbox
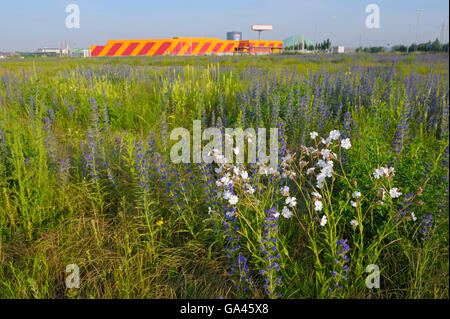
[36,48,70,56]
[227,31,242,41]
[332,46,345,53]
[70,49,90,58]
[90,37,283,56]
[37,48,62,56]
[283,34,314,51]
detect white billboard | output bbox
[251,25,273,31]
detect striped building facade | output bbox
[90,37,283,57]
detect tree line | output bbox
[356,38,449,53]
[285,39,331,52]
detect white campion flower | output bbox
[280,186,290,196]
[389,187,402,199]
[220,175,231,186]
[311,191,322,199]
[329,130,341,140]
[229,195,238,205]
[411,212,417,222]
[307,167,315,175]
[314,200,323,211]
[317,159,327,168]
[286,196,297,207]
[351,200,358,208]
[223,190,232,200]
[310,131,319,139]
[350,219,358,227]
[282,206,292,218]
[373,168,383,179]
[352,191,361,198]
[233,166,240,176]
[240,170,249,180]
[317,160,334,169]
[245,184,255,194]
[321,165,334,178]
[233,147,240,155]
[341,138,351,150]
[321,148,331,160]
[208,207,212,215]
[374,166,395,179]
[316,173,327,189]
[320,215,327,226]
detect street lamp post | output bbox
[415,8,424,44]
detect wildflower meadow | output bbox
[0,54,448,299]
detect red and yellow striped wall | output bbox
[90,37,283,57]
[237,40,283,54]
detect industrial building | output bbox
[36,47,69,56]
[90,36,283,57]
[69,49,90,58]
[226,31,242,41]
[332,46,345,53]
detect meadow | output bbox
[0,53,448,298]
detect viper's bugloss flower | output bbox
[330,239,350,293]
[420,214,433,241]
[57,158,70,187]
[43,117,58,164]
[260,207,282,297]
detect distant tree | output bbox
[359,40,448,53]
[392,45,407,52]
[431,38,442,52]
[325,39,331,51]
[408,43,417,52]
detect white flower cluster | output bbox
[309,190,327,226]
[279,185,296,219]
[373,166,395,179]
[351,190,361,208]
[210,149,255,217]
[372,165,402,204]
[303,130,351,189]
[320,215,327,227]
[279,153,297,180]
[389,187,402,199]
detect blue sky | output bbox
[0,0,448,51]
